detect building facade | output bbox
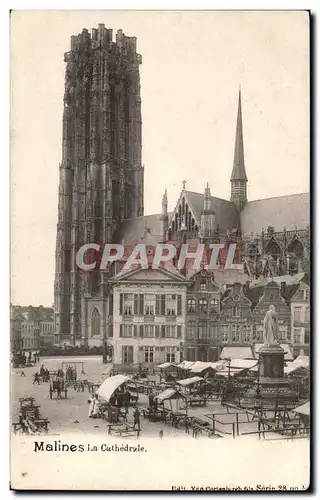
[10,305,23,352]
[185,270,222,362]
[290,280,310,357]
[54,26,310,361]
[110,266,188,369]
[11,306,55,351]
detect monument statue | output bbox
[263,305,279,346]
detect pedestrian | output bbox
[92,394,100,419]
[20,370,26,377]
[159,429,163,439]
[33,372,40,385]
[88,398,94,418]
[133,407,141,432]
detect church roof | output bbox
[240,193,309,235]
[116,213,172,246]
[184,191,240,232]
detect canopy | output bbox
[215,368,245,378]
[292,402,310,416]
[157,362,177,370]
[177,361,195,370]
[220,347,254,360]
[96,374,131,402]
[292,355,309,368]
[155,388,185,403]
[284,362,309,376]
[189,361,217,374]
[177,376,204,386]
[229,359,258,370]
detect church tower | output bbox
[54,25,144,345]
[230,89,248,211]
[200,182,215,238]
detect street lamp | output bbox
[256,357,261,398]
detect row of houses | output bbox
[10,305,54,351]
[81,266,310,368]
[10,271,309,364]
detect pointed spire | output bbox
[230,88,247,182]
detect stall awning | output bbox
[215,368,244,378]
[96,374,131,402]
[177,376,204,386]
[229,359,258,370]
[189,361,217,374]
[155,388,185,403]
[292,355,309,368]
[157,362,177,370]
[284,362,309,376]
[220,347,254,360]
[177,361,195,370]
[292,402,310,416]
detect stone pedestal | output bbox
[255,344,296,403]
[241,344,298,406]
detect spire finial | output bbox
[182,179,187,190]
[230,89,247,182]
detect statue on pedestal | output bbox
[263,305,279,346]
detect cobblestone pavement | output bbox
[11,356,276,440]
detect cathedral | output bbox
[54,25,309,362]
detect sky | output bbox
[10,10,309,307]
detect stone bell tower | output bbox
[54,25,144,345]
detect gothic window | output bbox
[199,299,208,313]
[231,324,241,342]
[305,306,310,322]
[254,327,263,341]
[294,306,302,322]
[187,321,196,339]
[91,308,100,337]
[210,299,219,313]
[198,322,207,339]
[265,239,281,260]
[287,238,304,258]
[220,324,229,342]
[304,330,310,344]
[242,325,252,342]
[293,328,301,344]
[232,306,240,318]
[187,298,196,313]
[209,323,218,339]
[278,326,287,341]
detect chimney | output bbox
[280,281,286,296]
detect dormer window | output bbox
[200,283,206,291]
[232,306,240,318]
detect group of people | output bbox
[88,394,100,418]
[12,350,40,368]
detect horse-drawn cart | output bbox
[49,375,68,399]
